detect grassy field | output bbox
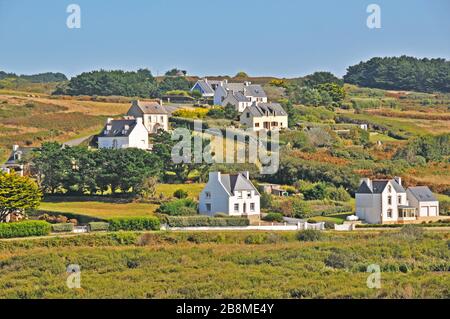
[0,230,448,298]
[39,200,159,219]
[155,183,204,199]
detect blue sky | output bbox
[0,0,449,78]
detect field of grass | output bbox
[39,200,158,219]
[0,230,448,298]
[155,183,205,199]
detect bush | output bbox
[324,250,356,269]
[108,217,160,231]
[51,223,74,233]
[0,221,51,238]
[400,225,424,240]
[157,198,198,216]
[88,222,110,232]
[173,189,188,199]
[164,216,249,227]
[244,233,266,244]
[262,213,284,222]
[296,229,323,242]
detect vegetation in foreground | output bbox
[0,229,448,299]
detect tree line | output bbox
[0,71,67,83]
[53,69,192,97]
[344,56,450,93]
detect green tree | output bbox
[224,103,238,119]
[0,173,42,222]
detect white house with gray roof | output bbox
[98,117,149,150]
[240,102,288,131]
[199,171,260,218]
[127,100,169,133]
[355,177,439,224]
[214,81,267,110]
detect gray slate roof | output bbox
[408,186,437,202]
[193,79,215,95]
[220,173,258,194]
[244,85,266,98]
[5,147,34,164]
[133,100,168,114]
[246,103,287,117]
[357,179,406,194]
[98,119,137,137]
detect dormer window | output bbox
[13,152,22,161]
[388,185,392,193]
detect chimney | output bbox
[394,176,402,186]
[136,117,143,124]
[209,171,221,182]
[12,144,19,152]
[107,118,113,124]
[124,124,130,131]
[106,124,112,131]
[240,171,250,180]
[204,78,208,83]
[159,99,163,106]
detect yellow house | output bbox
[240,103,288,131]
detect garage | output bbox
[429,206,438,216]
[420,206,428,216]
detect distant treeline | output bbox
[344,56,450,93]
[53,69,192,97]
[0,71,67,83]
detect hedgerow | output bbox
[108,217,160,231]
[0,221,51,238]
[51,223,74,233]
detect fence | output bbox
[334,223,356,231]
[165,221,325,231]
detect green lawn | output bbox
[39,200,158,219]
[155,183,205,199]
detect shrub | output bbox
[173,189,188,199]
[108,217,160,231]
[400,225,424,240]
[244,233,266,244]
[157,198,198,216]
[51,223,74,233]
[324,250,355,269]
[88,222,110,232]
[0,221,51,238]
[262,213,284,222]
[296,229,323,242]
[165,216,249,227]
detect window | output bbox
[250,203,255,212]
[246,112,250,118]
[398,195,402,204]
[206,203,211,212]
[388,185,392,193]
[112,139,118,149]
[160,116,164,122]
[247,192,251,199]
[387,209,393,218]
[387,196,392,205]
[205,192,211,199]
[255,123,260,127]
[234,204,239,212]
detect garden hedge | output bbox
[51,223,74,233]
[164,215,250,227]
[0,221,51,238]
[108,217,160,231]
[88,222,110,232]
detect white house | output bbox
[240,103,288,131]
[97,117,149,150]
[127,100,169,133]
[406,186,439,217]
[190,78,224,98]
[199,171,260,218]
[1,145,34,176]
[355,177,439,224]
[214,81,267,110]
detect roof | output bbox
[220,172,258,194]
[246,103,287,117]
[408,186,437,202]
[356,179,406,194]
[192,79,215,95]
[98,119,137,138]
[5,147,34,164]
[245,85,266,98]
[227,91,250,103]
[132,100,168,114]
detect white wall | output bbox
[199,172,230,216]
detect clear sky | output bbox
[0,0,449,78]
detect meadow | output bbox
[0,229,448,298]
